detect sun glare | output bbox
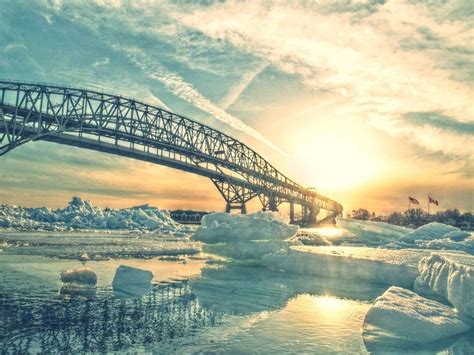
[292,133,377,191]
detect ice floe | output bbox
[192,212,297,244]
[0,230,201,260]
[419,252,474,318]
[334,218,473,254]
[0,197,192,234]
[336,218,412,246]
[262,246,428,287]
[363,286,472,349]
[192,212,297,260]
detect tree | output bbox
[387,212,403,225]
[350,209,370,220]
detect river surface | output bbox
[1,230,473,354]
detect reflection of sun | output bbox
[314,227,344,239]
[292,134,377,190]
[314,295,345,312]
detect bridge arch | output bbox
[0,80,342,225]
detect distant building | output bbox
[170,210,211,224]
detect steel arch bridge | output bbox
[0,80,342,225]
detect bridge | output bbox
[0,80,342,225]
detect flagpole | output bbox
[428,197,430,215]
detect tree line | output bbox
[348,208,473,231]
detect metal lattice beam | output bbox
[0,80,343,224]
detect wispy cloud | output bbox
[220,62,268,109]
[171,0,473,160]
[92,57,109,67]
[112,45,285,154]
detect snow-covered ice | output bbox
[419,252,474,318]
[60,267,97,286]
[192,212,297,260]
[192,212,297,244]
[363,286,472,349]
[336,218,412,246]
[262,246,428,287]
[0,197,193,234]
[334,218,473,254]
[400,222,461,243]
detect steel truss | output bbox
[0,80,342,225]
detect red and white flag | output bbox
[429,196,439,206]
[409,196,420,205]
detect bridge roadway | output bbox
[0,80,342,225]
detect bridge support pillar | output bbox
[225,203,247,214]
[301,206,319,226]
[289,202,295,224]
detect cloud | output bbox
[171,0,473,160]
[113,45,285,154]
[92,57,109,67]
[220,62,268,109]
[46,1,284,154]
[40,12,53,24]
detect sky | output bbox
[0,0,473,215]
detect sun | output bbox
[290,133,377,191]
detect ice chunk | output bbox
[419,252,474,318]
[444,230,471,242]
[336,218,412,246]
[262,246,429,287]
[400,222,460,244]
[192,212,298,244]
[112,265,153,297]
[60,268,97,286]
[363,286,471,350]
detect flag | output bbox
[409,196,420,205]
[429,196,439,206]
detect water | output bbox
[1,236,473,353]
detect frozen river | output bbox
[1,229,473,353]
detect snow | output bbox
[112,265,153,298]
[0,197,193,234]
[191,212,297,260]
[419,252,474,318]
[336,218,412,246]
[60,267,97,286]
[363,286,472,348]
[192,212,297,244]
[262,246,428,287]
[400,222,461,243]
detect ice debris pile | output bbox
[0,197,192,234]
[362,252,474,350]
[191,212,298,259]
[363,286,472,349]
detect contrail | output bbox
[116,46,285,155]
[220,62,268,110]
